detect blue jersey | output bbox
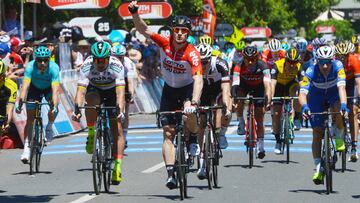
[299,60,346,95]
[24,60,60,89]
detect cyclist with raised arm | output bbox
[72,41,126,185]
[299,45,348,185]
[231,46,272,159]
[111,43,136,148]
[271,48,302,154]
[16,46,60,163]
[128,1,203,189]
[334,41,360,162]
[0,60,17,134]
[195,43,231,179]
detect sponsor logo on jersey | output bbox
[163,57,187,74]
[189,50,200,67]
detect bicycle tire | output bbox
[324,127,332,194]
[176,133,185,200]
[103,129,113,193]
[285,113,290,164]
[92,130,103,195]
[181,135,188,198]
[35,120,44,173]
[29,121,38,175]
[205,126,213,190]
[248,110,254,169]
[213,133,219,188]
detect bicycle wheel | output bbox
[29,121,39,175]
[284,114,290,164]
[103,129,113,193]
[324,128,332,194]
[92,129,103,195]
[35,120,44,173]
[213,132,219,188]
[248,112,254,169]
[205,126,213,190]
[181,136,188,198]
[175,133,185,200]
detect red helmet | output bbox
[10,37,23,48]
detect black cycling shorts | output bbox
[273,80,298,105]
[26,83,53,110]
[86,84,117,118]
[238,81,265,107]
[200,81,222,106]
[159,83,193,126]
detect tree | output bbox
[307,19,355,40]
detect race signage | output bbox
[46,0,110,10]
[118,2,172,20]
[158,26,172,37]
[69,17,101,38]
[316,26,336,34]
[25,0,41,3]
[94,17,113,36]
[241,27,272,38]
[214,23,234,37]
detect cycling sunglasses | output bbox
[36,58,49,63]
[172,27,190,35]
[318,59,332,65]
[94,57,109,64]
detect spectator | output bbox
[127,43,143,83]
[140,38,159,81]
[77,39,90,59]
[2,7,21,37]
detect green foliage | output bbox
[308,19,355,40]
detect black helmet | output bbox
[171,15,192,30]
[243,46,258,58]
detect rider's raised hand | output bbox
[128,1,139,14]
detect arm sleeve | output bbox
[232,65,240,86]
[351,54,360,78]
[115,63,126,88]
[216,58,230,82]
[23,61,34,82]
[299,66,314,94]
[259,61,271,82]
[150,33,169,48]
[337,66,346,87]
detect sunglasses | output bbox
[94,58,109,64]
[173,27,189,35]
[318,59,332,65]
[36,58,49,63]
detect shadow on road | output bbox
[333,168,357,173]
[352,195,360,199]
[67,191,120,195]
[76,168,92,172]
[0,190,6,193]
[0,194,58,202]
[289,189,338,195]
[261,160,299,164]
[223,164,263,169]
[116,194,193,201]
[12,171,53,175]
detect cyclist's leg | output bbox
[346,79,358,159]
[21,84,41,162]
[84,85,100,154]
[331,99,346,151]
[44,87,56,142]
[272,83,285,153]
[236,83,248,135]
[289,82,301,130]
[254,83,266,158]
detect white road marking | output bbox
[142,162,165,173]
[69,194,97,203]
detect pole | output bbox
[20,0,24,39]
[33,2,36,37]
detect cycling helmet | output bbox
[281,42,290,51]
[285,48,301,61]
[199,35,213,45]
[0,43,10,55]
[195,44,213,60]
[0,35,10,44]
[0,61,6,75]
[212,44,220,50]
[111,44,126,56]
[312,37,326,47]
[335,41,350,55]
[243,46,258,58]
[171,15,192,30]
[91,41,111,58]
[316,45,335,60]
[234,40,246,51]
[348,41,355,53]
[224,42,235,52]
[296,39,308,53]
[269,38,282,52]
[34,46,51,58]
[10,37,23,48]
[187,35,196,45]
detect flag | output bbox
[202,0,216,39]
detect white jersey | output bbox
[78,56,125,90]
[123,56,136,79]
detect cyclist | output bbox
[73,41,126,185]
[262,39,285,70]
[299,45,348,185]
[231,46,272,159]
[0,60,17,134]
[16,46,60,163]
[195,43,232,179]
[271,48,302,154]
[334,41,360,162]
[128,1,203,189]
[111,43,136,148]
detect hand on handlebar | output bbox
[301,104,311,120]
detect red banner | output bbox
[202,0,216,38]
[316,26,336,34]
[118,2,172,20]
[46,0,110,10]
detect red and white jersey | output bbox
[150,33,202,88]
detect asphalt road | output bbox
[1,114,360,203]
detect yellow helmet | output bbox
[335,41,353,55]
[199,35,213,46]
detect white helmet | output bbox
[195,44,213,60]
[316,45,335,60]
[268,38,282,52]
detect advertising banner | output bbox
[202,0,216,38]
[118,2,172,20]
[46,0,110,10]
